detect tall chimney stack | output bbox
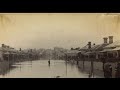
[109,36,113,44]
[19,48,21,51]
[2,44,4,48]
[88,42,91,49]
[103,37,108,44]
[93,43,95,45]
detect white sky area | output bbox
[0,13,120,49]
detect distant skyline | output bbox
[0,13,120,49]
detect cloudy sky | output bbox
[0,13,120,49]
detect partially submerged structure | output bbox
[65,36,118,62]
[0,44,41,62]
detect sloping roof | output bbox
[91,43,109,51]
[80,43,109,51]
[100,48,114,52]
[66,50,81,56]
[91,45,100,50]
[100,47,120,52]
[104,41,120,48]
[112,47,120,51]
[0,47,14,52]
[80,44,96,50]
[4,52,10,54]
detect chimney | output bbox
[109,36,113,44]
[2,44,4,48]
[103,37,108,44]
[71,48,73,50]
[19,48,21,51]
[88,42,91,49]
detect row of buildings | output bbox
[1,35,119,63]
[0,44,68,62]
[65,36,120,62]
[38,47,68,60]
[0,44,40,62]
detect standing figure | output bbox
[48,59,50,66]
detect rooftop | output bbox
[104,41,120,48]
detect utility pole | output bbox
[88,42,94,78]
[65,59,67,78]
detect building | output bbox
[65,50,81,61]
[101,40,120,61]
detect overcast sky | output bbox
[0,13,120,49]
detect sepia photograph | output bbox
[0,13,120,78]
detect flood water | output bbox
[0,60,102,78]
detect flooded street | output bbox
[0,60,102,78]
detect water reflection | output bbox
[0,60,102,78]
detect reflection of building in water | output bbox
[0,61,11,76]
